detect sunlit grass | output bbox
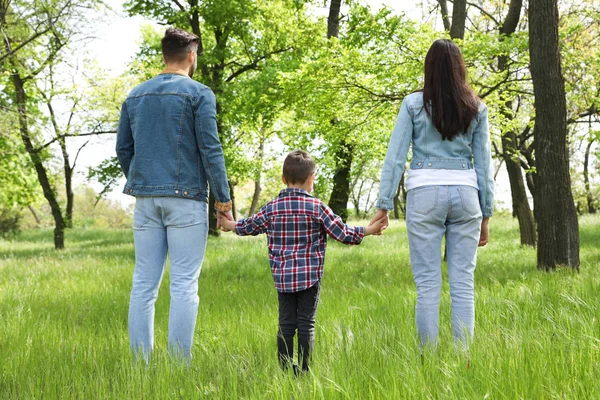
[0,215,599,399]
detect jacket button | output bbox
[175,190,179,194]
[462,163,466,168]
[184,191,188,196]
[417,162,422,166]
[427,162,432,167]
[128,188,132,193]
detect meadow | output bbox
[0,215,599,399]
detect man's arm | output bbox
[115,101,134,178]
[194,88,232,211]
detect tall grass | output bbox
[0,216,598,399]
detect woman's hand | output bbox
[478,217,489,246]
[368,209,389,235]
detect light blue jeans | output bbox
[129,196,208,362]
[406,185,482,347]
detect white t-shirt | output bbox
[405,168,479,191]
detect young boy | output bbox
[218,150,386,373]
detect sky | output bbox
[70,0,513,210]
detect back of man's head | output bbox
[161,28,198,63]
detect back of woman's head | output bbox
[422,39,480,141]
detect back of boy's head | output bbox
[283,150,316,184]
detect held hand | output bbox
[366,217,387,236]
[368,209,389,234]
[217,211,235,232]
[478,218,489,247]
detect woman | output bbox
[370,39,494,348]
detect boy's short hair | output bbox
[283,150,316,184]
[161,28,199,63]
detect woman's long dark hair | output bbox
[422,39,480,141]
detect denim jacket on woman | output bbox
[116,74,231,205]
[376,92,494,217]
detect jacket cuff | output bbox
[482,207,493,218]
[215,201,232,212]
[375,198,394,211]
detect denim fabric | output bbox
[277,281,321,371]
[405,186,482,347]
[116,74,230,204]
[377,92,494,217]
[128,196,208,362]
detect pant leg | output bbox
[129,197,168,359]
[277,291,298,369]
[406,186,449,347]
[297,281,321,371]
[161,197,208,361]
[446,186,482,346]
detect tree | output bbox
[529,0,580,270]
[1,0,113,248]
[325,0,355,222]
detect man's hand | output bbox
[218,210,234,232]
[366,218,387,236]
[368,209,389,235]
[478,217,489,247]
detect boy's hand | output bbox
[368,209,389,235]
[366,218,387,236]
[218,212,236,232]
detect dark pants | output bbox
[277,281,321,371]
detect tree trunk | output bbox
[28,205,41,226]
[393,171,406,220]
[249,138,265,216]
[328,141,353,222]
[12,73,65,249]
[208,191,218,236]
[495,0,535,246]
[502,132,537,245]
[326,0,353,221]
[437,0,451,31]
[327,0,342,39]
[449,0,467,39]
[529,0,579,270]
[47,101,74,228]
[583,134,596,214]
[230,182,237,221]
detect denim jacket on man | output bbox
[116,74,231,206]
[376,92,494,217]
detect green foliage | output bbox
[0,216,599,397]
[0,208,21,238]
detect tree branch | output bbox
[225,47,293,83]
[34,130,116,153]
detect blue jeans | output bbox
[406,186,482,347]
[128,197,208,361]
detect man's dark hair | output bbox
[282,150,316,184]
[161,27,199,62]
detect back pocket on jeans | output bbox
[409,187,438,215]
[459,187,481,217]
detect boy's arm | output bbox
[318,203,366,245]
[233,206,269,236]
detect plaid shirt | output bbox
[235,188,365,293]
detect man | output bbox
[116,27,232,362]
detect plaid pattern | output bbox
[235,188,365,293]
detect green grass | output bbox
[0,215,599,399]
